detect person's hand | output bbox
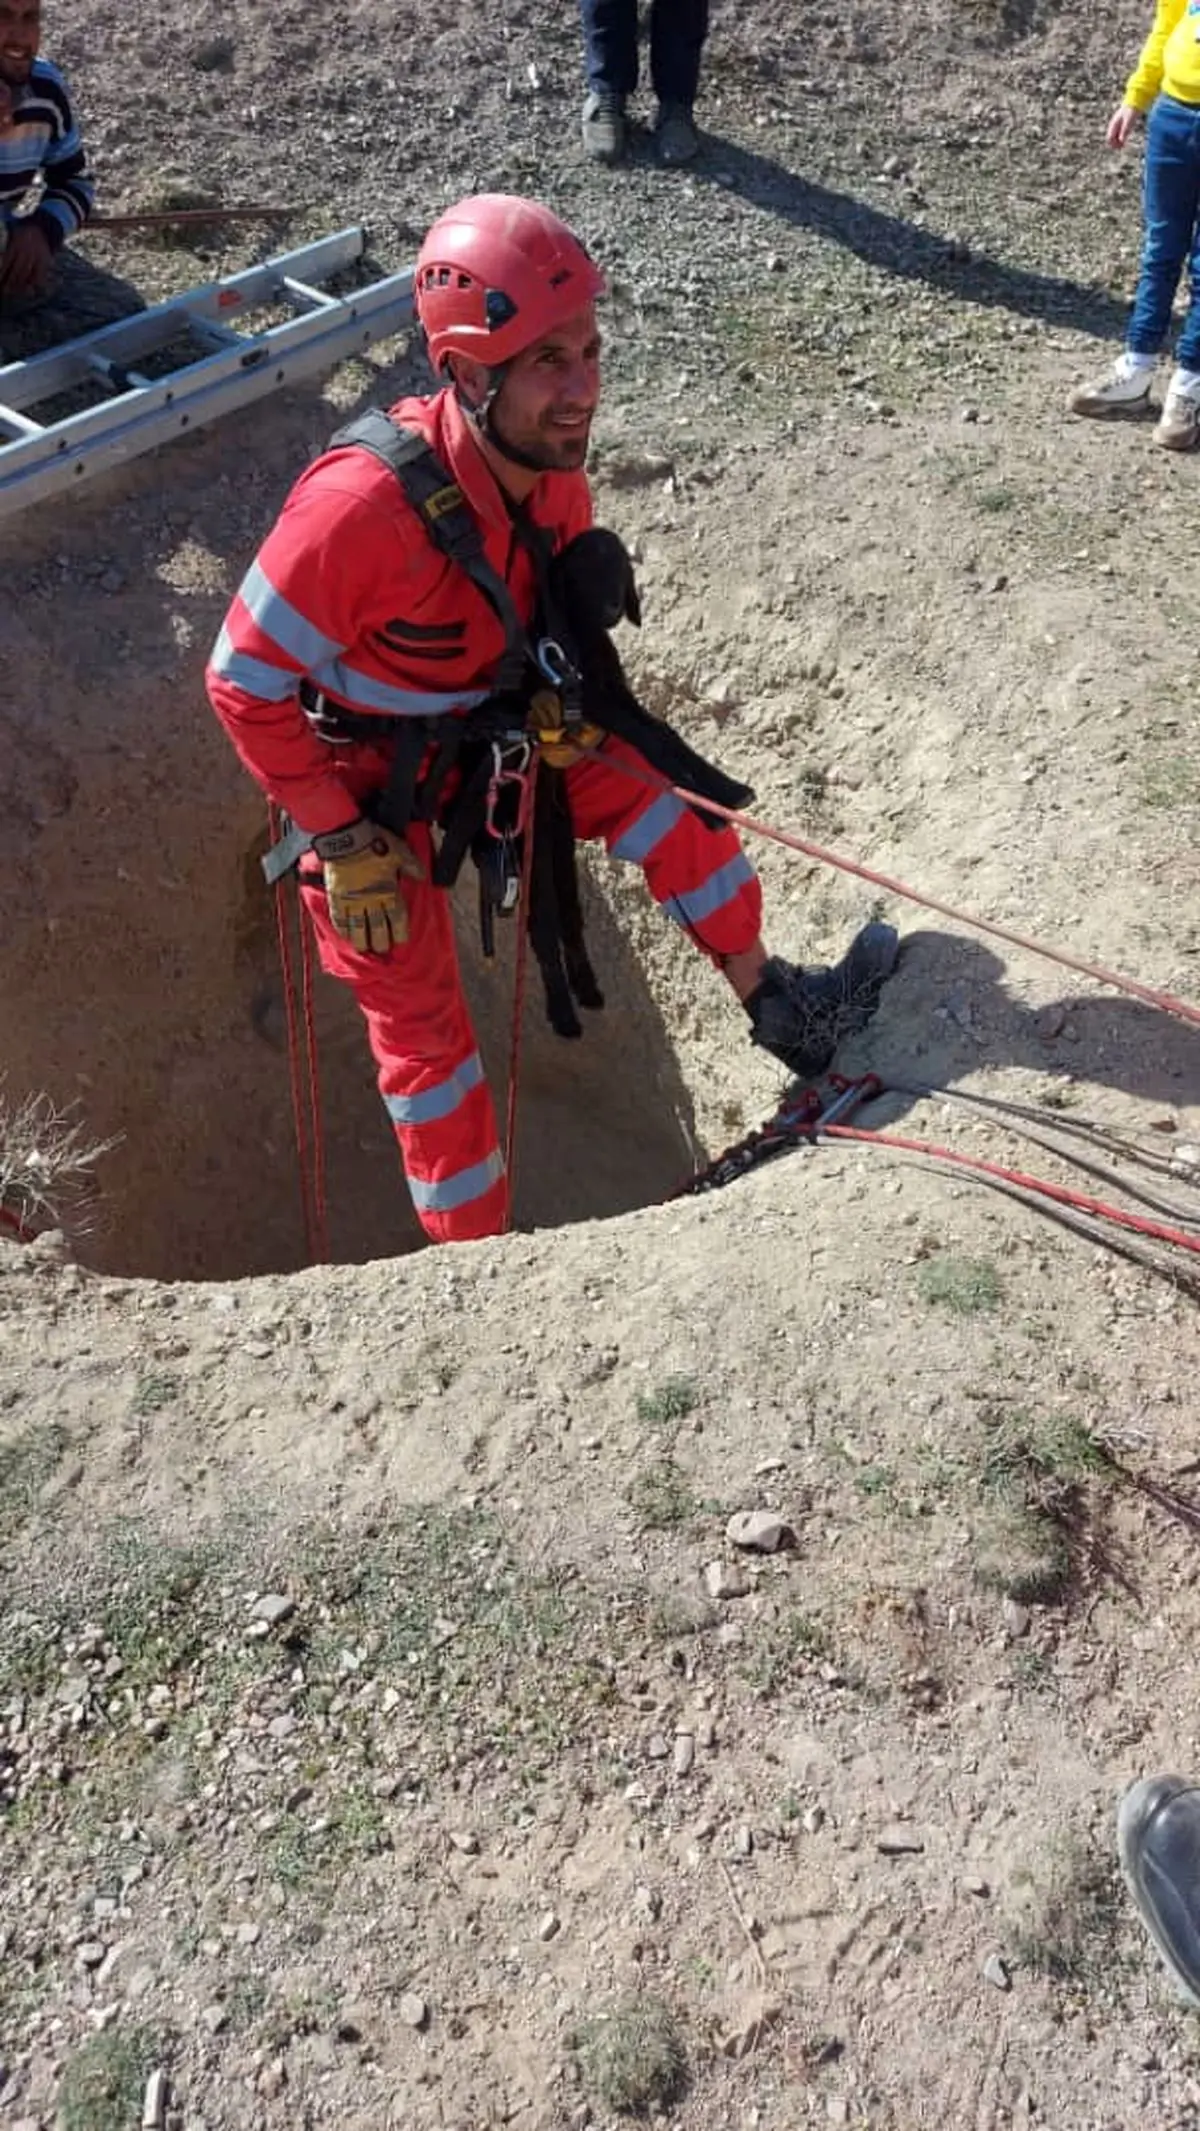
[0,219,55,298]
[1107,102,1140,149]
[311,816,425,954]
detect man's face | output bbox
[488,305,602,473]
[0,0,39,86]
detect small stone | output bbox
[673,1732,695,1777]
[1001,1599,1031,1639]
[766,250,785,272]
[881,152,904,177]
[142,2068,169,2130]
[982,1952,1011,1991]
[960,404,980,423]
[704,1561,750,1601]
[963,1873,990,1898]
[76,1940,106,1969]
[646,1733,670,1761]
[236,1921,261,1946]
[201,2003,229,2035]
[251,1593,295,1628]
[877,1825,924,1856]
[633,1883,662,1922]
[734,1824,754,1857]
[448,1829,479,1854]
[399,1991,429,2029]
[258,2058,286,2099]
[725,1509,789,1554]
[604,449,674,491]
[538,1909,562,1942]
[696,1715,717,1749]
[986,573,1008,594]
[190,34,235,71]
[827,2099,850,2126]
[803,1804,826,1834]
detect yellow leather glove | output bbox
[311,817,425,954]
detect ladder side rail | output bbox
[0,228,367,411]
[0,272,414,515]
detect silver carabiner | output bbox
[535,637,571,689]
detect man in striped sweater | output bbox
[0,0,92,302]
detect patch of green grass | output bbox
[573,1994,688,2117]
[58,2026,162,2131]
[634,1376,699,1426]
[224,1972,268,2031]
[1008,1643,1053,1690]
[0,1421,67,1542]
[976,483,1017,513]
[627,1458,698,1531]
[745,1609,831,1697]
[853,1462,897,1500]
[131,1371,181,1416]
[973,1406,1111,1603]
[1141,752,1200,810]
[1004,1829,1126,1982]
[916,1253,1003,1316]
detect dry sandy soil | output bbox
[4,2,1200,2128]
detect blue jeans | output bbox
[1129,93,1200,369]
[579,0,709,109]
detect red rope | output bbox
[825,1121,1200,1259]
[268,804,319,1264]
[592,748,1200,1031]
[501,772,540,1236]
[297,904,330,1264]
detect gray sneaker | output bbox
[655,100,699,166]
[581,90,625,164]
[1117,1775,1200,2005]
[747,922,901,1081]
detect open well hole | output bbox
[5,778,702,1281]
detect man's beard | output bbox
[490,406,592,473]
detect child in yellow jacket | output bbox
[1070,0,1200,449]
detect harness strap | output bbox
[328,411,530,694]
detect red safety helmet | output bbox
[415,193,606,377]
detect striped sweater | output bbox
[0,58,93,250]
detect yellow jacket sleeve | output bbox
[1125,0,1188,109]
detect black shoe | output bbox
[746,922,900,1080]
[1118,1775,1200,2005]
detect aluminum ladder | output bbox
[0,226,414,520]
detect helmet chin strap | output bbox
[454,372,554,478]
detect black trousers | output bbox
[579,0,709,108]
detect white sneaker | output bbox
[1068,351,1155,418]
[1154,367,1200,450]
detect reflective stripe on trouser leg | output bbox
[299,830,507,1244]
[563,735,763,962]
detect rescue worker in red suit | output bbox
[206,194,899,1246]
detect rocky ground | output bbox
[4,1,1200,2128]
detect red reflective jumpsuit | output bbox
[206,388,762,1243]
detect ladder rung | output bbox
[0,403,44,439]
[280,276,337,311]
[87,353,153,392]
